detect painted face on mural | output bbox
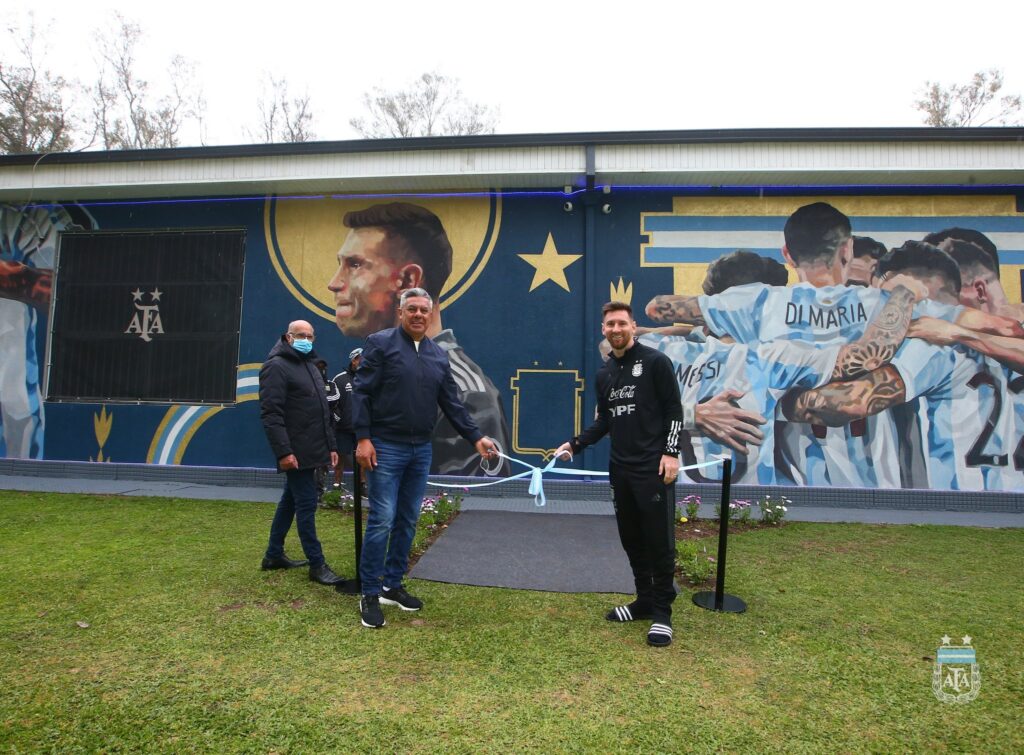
[328,227,408,337]
[601,309,637,355]
[845,256,877,287]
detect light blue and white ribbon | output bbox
[429,452,724,507]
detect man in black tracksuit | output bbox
[557,302,682,647]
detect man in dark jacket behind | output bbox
[259,319,344,585]
[330,348,361,491]
[351,288,498,628]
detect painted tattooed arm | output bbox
[956,307,1024,339]
[781,365,907,426]
[830,280,920,381]
[644,295,705,326]
[909,316,1024,374]
[0,260,52,309]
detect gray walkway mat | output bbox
[409,509,634,593]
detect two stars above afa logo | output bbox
[125,288,164,343]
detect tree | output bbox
[350,71,498,139]
[915,68,1023,127]
[249,75,315,143]
[0,16,76,154]
[90,14,203,149]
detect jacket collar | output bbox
[398,326,430,348]
[610,339,640,364]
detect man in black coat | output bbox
[259,319,344,585]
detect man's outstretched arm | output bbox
[645,294,705,326]
[781,366,907,427]
[0,261,52,309]
[910,316,1024,374]
[956,307,1024,339]
[831,280,920,380]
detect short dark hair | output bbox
[602,301,633,319]
[852,235,887,261]
[877,240,961,296]
[703,250,789,295]
[343,202,453,300]
[783,202,852,266]
[923,227,999,277]
[944,239,998,282]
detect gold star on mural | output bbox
[517,233,582,292]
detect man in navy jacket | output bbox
[352,288,497,628]
[259,319,344,586]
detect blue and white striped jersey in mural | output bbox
[1008,370,1024,488]
[640,332,837,486]
[698,282,885,346]
[0,205,82,459]
[892,338,1014,491]
[698,281,966,488]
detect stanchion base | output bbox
[334,579,362,595]
[692,591,747,613]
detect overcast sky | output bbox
[11,0,1024,147]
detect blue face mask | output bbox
[291,338,313,354]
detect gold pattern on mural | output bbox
[610,277,632,306]
[91,405,113,462]
[265,195,501,320]
[517,234,582,292]
[509,368,585,460]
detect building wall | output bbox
[3,188,1024,492]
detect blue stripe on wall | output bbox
[644,216,1024,232]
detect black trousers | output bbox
[609,462,676,621]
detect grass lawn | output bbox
[1,490,1021,753]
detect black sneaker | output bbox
[380,585,423,611]
[647,621,673,647]
[360,595,386,628]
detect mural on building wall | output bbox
[0,203,95,459]
[638,195,1024,491]
[3,190,1024,493]
[265,196,511,476]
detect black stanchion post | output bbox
[335,451,363,595]
[692,457,747,613]
[352,453,363,567]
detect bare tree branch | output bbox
[0,14,76,154]
[90,13,203,150]
[351,71,499,139]
[915,68,1023,127]
[248,75,315,143]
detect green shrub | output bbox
[676,539,715,584]
[759,494,790,525]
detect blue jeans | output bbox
[359,438,432,596]
[266,468,325,567]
